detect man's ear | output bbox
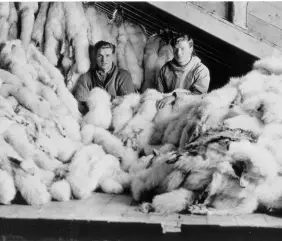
[188,39,194,49]
[153,149,160,156]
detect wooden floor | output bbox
[1,192,282,241]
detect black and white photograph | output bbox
[0,1,282,240]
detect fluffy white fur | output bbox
[31,2,50,51]
[118,89,163,149]
[112,93,141,134]
[18,3,38,49]
[50,179,72,202]
[86,125,138,172]
[83,87,112,129]
[150,188,195,214]
[7,3,18,41]
[0,40,37,93]
[0,169,16,204]
[66,144,106,199]
[63,2,90,74]
[14,168,51,206]
[44,2,65,66]
[253,56,282,75]
[0,3,10,43]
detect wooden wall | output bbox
[192,2,282,50]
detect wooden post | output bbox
[228,2,248,29]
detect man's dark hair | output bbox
[171,33,195,55]
[94,40,116,54]
[171,33,193,48]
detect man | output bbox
[156,34,210,109]
[74,41,135,114]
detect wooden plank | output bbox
[207,215,238,227]
[99,194,133,222]
[149,2,282,58]
[191,2,228,19]
[248,2,282,30]
[235,214,269,227]
[264,214,282,228]
[247,14,282,49]
[179,214,208,225]
[230,2,248,29]
[268,2,282,12]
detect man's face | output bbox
[173,39,193,66]
[96,47,114,71]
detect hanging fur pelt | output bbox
[31,2,50,52]
[44,2,65,66]
[63,2,90,74]
[141,35,173,93]
[8,3,18,41]
[0,3,10,43]
[18,2,39,49]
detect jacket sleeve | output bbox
[190,64,210,94]
[155,66,166,93]
[73,73,91,102]
[73,73,91,115]
[117,70,135,96]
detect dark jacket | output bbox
[73,64,135,114]
[155,56,210,94]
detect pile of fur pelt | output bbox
[0,39,135,206]
[117,55,282,216]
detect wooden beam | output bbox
[229,2,248,29]
[148,2,282,59]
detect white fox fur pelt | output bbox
[112,93,141,134]
[116,22,127,70]
[142,35,173,92]
[197,85,238,130]
[223,114,264,136]
[0,169,16,204]
[153,92,200,128]
[98,154,131,194]
[44,2,65,66]
[0,69,25,87]
[85,6,116,46]
[81,125,138,172]
[162,99,202,146]
[240,92,282,124]
[131,151,178,202]
[123,21,146,90]
[124,21,147,66]
[3,123,36,160]
[63,2,90,74]
[7,3,18,41]
[33,149,64,172]
[66,144,106,199]
[50,179,72,202]
[0,95,24,123]
[83,87,112,129]
[0,3,10,43]
[229,140,277,180]
[14,168,51,206]
[0,40,37,93]
[27,44,81,120]
[141,35,161,92]
[31,2,50,52]
[18,2,39,49]
[253,56,282,75]
[118,89,163,142]
[55,115,81,141]
[9,86,52,119]
[124,41,143,90]
[40,120,83,163]
[147,188,195,214]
